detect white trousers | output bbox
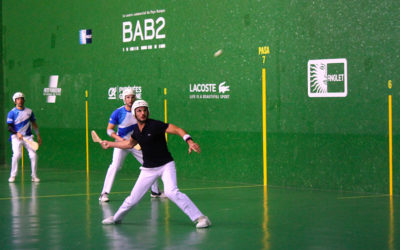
[113,161,203,222]
[10,135,38,178]
[101,147,160,195]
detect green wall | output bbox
[0,1,4,165]
[2,0,399,193]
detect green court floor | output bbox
[0,168,398,249]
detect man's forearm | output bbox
[166,124,187,137]
[32,121,40,135]
[107,139,135,149]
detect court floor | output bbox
[0,168,398,250]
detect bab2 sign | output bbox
[122,17,165,42]
[121,10,166,53]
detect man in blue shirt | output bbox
[100,100,211,228]
[7,92,42,182]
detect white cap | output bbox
[12,92,25,102]
[122,88,136,104]
[132,99,149,112]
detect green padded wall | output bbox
[0,1,4,165]
[2,0,399,193]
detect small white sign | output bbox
[308,58,347,97]
[43,75,61,103]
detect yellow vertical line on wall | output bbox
[21,147,24,178]
[388,94,392,196]
[164,88,168,142]
[86,165,91,240]
[163,87,170,242]
[21,146,24,170]
[389,196,394,250]
[85,90,90,177]
[84,90,91,238]
[262,185,270,249]
[86,161,91,240]
[262,68,267,186]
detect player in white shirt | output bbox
[7,92,42,183]
[99,88,163,202]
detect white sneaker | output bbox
[8,177,15,183]
[31,177,40,182]
[99,193,109,202]
[196,216,211,228]
[102,216,116,224]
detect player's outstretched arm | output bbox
[101,137,138,150]
[166,124,201,154]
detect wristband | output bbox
[107,129,115,137]
[183,134,192,142]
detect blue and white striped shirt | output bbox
[109,106,137,140]
[7,107,36,136]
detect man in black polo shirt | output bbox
[100,100,211,228]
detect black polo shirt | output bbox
[131,119,173,168]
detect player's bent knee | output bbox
[109,162,123,171]
[164,188,180,199]
[28,152,37,159]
